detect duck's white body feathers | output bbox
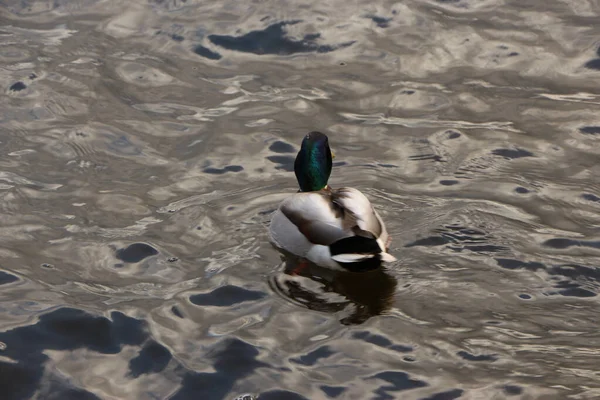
[269,187,395,271]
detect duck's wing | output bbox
[279,192,350,246]
[331,187,385,239]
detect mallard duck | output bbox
[269,131,396,272]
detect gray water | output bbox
[2,0,600,399]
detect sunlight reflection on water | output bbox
[2,0,600,398]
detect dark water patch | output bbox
[446,130,461,139]
[208,21,354,55]
[439,180,459,186]
[259,390,309,400]
[409,154,443,162]
[548,264,600,281]
[508,52,519,57]
[203,165,244,174]
[189,285,266,307]
[403,356,416,362]
[0,362,40,400]
[366,371,428,398]
[193,45,222,60]
[269,140,295,153]
[29,73,37,80]
[116,243,159,263]
[9,81,26,91]
[421,389,464,400]
[0,271,19,285]
[559,287,596,297]
[389,345,413,352]
[366,15,392,28]
[543,238,578,249]
[353,330,392,347]
[320,385,346,398]
[171,306,184,318]
[378,163,398,168]
[170,338,269,400]
[267,155,295,171]
[518,294,532,300]
[491,148,534,159]
[128,340,171,378]
[495,258,545,271]
[171,33,184,42]
[582,193,600,202]
[503,385,523,395]
[333,161,348,167]
[457,350,497,362]
[543,238,600,249]
[579,126,600,135]
[584,59,600,70]
[0,308,149,400]
[515,186,529,194]
[290,345,334,366]
[352,331,412,352]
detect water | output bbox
[2,0,600,398]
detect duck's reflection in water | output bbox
[268,254,398,325]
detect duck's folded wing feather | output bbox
[280,192,349,245]
[332,187,383,237]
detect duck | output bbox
[269,131,396,272]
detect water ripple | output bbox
[2,0,600,398]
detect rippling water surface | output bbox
[2,0,600,398]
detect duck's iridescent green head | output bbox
[294,131,333,192]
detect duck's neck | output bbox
[295,167,330,192]
[297,184,330,193]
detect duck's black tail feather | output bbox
[329,236,394,272]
